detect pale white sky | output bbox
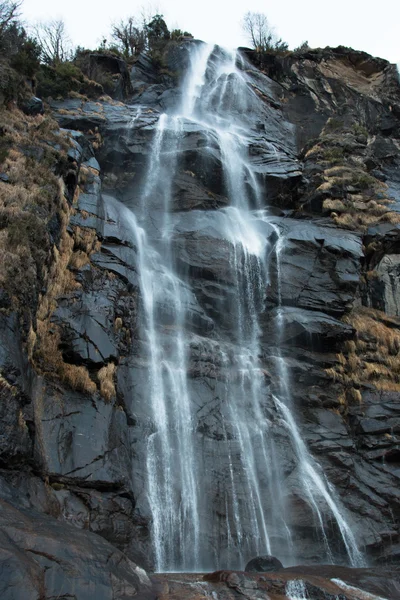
[22,0,399,64]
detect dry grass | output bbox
[323,198,347,212]
[29,185,97,395]
[35,318,96,394]
[73,226,99,254]
[332,211,400,230]
[0,107,73,307]
[0,106,117,399]
[69,250,90,270]
[303,118,400,231]
[36,191,78,320]
[98,363,116,401]
[114,317,123,332]
[326,307,400,395]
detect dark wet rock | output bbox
[244,46,400,150]
[0,380,32,468]
[171,170,229,212]
[53,295,118,366]
[83,156,101,171]
[91,243,138,287]
[88,53,133,99]
[20,95,44,116]
[131,52,160,85]
[245,555,283,572]
[267,218,363,316]
[51,98,108,131]
[2,42,400,585]
[0,496,151,600]
[367,254,400,316]
[61,128,95,162]
[261,306,354,350]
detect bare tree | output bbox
[33,19,72,65]
[242,11,288,52]
[0,0,21,38]
[111,16,146,57]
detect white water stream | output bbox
[125,42,363,572]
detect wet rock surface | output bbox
[0,492,151,600]
[1,40,400,593]
[152,565,400,599]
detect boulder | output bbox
[20,96,44,116]
[245,555,284,572]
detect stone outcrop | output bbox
[0,39,400,596]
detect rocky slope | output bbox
[0,42,400,598]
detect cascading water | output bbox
[125,41,363,572]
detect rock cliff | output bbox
[0,41,400,598]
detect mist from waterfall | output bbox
[125,41,364,572]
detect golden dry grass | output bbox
[69,250,90,270]
[326,307,400,395]
[303,118,399,231]
[98,363,116,402]
[114,317,123,332]
[34,318,97,395]
[73,226,99,254]
[0,105,114,398]
[29,185,97,395]
[0,107,73,307]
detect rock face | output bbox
[0,493,151,600]
[1,40,400,593]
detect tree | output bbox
[0,0,21,39]
[33,19,72,65]
[294,40,310,52]
[242,11,288,53]
[0,1,40,78]
[145,14,170,50]
[111,16,146,57]
[170,28,192,41]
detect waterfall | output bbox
[124,42,363,571]
[267,220,364,567]
[285,580,308,600]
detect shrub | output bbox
[36,61,84,98]
[351,172,376,190]
[0,59,21,103]
[322,146,345,164]
[325,117,344,131]
[170,29,192,40]
[10,37,41,77]
[0,136,10,162]
[352,123,368,137]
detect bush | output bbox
[0,5,41,88]
[0,136,10,163]
[325,117,344,131]
[10,37,41,77]
[322,146,345,164]
[352,172,376,190]
[36,61,84,98]
[0,59,21,103]
[170,28,192,41]
[352,123,368,137]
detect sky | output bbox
[21,0,400,65]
